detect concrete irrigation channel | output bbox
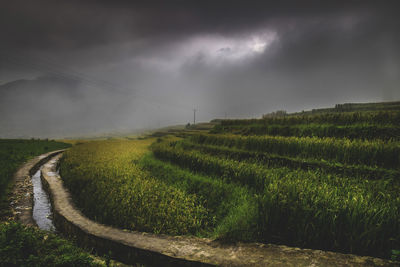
[11,151,398,266]
[10,150,65,226]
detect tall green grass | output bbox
[59,140,209,235]
[151,141,399,193]
[150,139,400,258]
[177,140,400,180]
[256,171,399,256]
[139,154,257,240]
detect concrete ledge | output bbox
[41,154,397,266]
[9,150,65,226]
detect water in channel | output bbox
[32,169,55,231]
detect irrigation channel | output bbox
[32,168,56,231]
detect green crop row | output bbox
[151,141,398,194]
[212,123,400,140]
[139,154,257,240]
[149,140,400,258]
[219,110,400,126]
[256,169,399,257]
[151,141,273,190]
[190,134,400,169]
[59,139,209,236]
[176,140,400,180]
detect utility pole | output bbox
[193,108,196,125]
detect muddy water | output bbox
[32,169,55,231]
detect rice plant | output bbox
[59,139,209,235]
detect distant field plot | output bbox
[59,106,400,260]
[212,110,400,140]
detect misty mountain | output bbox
[0,75,135,138]
[0,75,81,97]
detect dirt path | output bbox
[40,154,397,267]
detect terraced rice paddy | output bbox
[59,139,209,235]
[59,108,400,260]
[212,110,400,140]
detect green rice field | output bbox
[59,103,400,260]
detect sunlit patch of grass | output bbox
[60,139,209,235]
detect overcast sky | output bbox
[0,0,399,137]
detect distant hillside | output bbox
[291,100,400,115]
[0,75,134,138]
[211,100,400,140]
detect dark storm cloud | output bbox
[1,0,395,52]
[0,0,399,137]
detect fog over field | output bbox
[0,0,399,138]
